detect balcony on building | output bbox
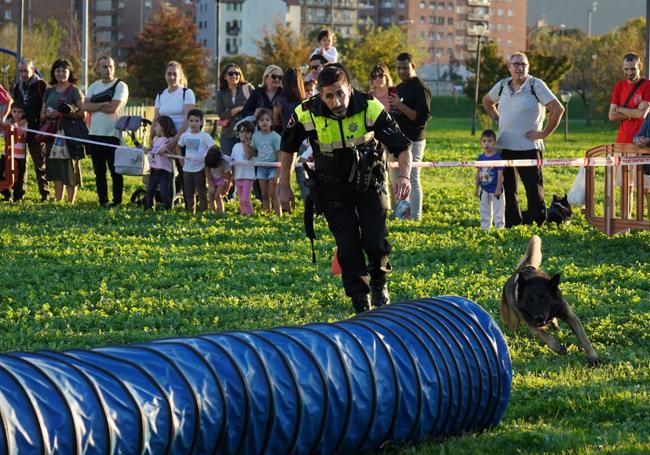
[467,0,490,6]
[467,10,489,22]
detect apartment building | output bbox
[301,0,360,38]
[0,0,196,61]
[359,0,526,65]
[197,0,288,61]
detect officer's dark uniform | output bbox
[281,89,411,311]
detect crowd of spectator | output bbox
[1,29,648,229]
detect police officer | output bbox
[278,65,412,313]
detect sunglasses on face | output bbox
[270,74,283,81]
[227,71,240,77]
[310,64,322,71]
[371,73,384,80]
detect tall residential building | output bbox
[0,0,196,62]
[301,0,360,38]
[358,0,526,65]
[197,0,288,61]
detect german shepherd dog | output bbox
[501,235,600,366]
[546,194,573,225]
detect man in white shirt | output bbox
[82,56,129,207]
[482,52,564,227]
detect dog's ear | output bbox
[552,194,560,202]
[548,273,561,294]
[516,273,527,300]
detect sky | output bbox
[527,0,646,35]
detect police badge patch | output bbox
[348,122,358,132]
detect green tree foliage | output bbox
[0,18,66,83]
[527,52,571,93]
[529,18,646,124]
[255,21,312,84]
[343,25,419,89]
[125,5,210,100]
[464,40,508,105]
[590,18,646,118]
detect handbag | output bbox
[62,117,89,160]
[49,129,70,160]
[115,146,149,176]
[35,119,58,144]
[567,166,586,207]
[90,79,121,103]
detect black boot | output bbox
[370,279,390,308]
[351,294,371,314]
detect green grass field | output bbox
[1,116,649,454]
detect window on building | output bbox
[4,11,11,20]
[145,0,152,7]
[507,39,512,47]
[419,16,425,24]
[507,24,513,32]
[96,0,111,10]
[447,32,452,40]
[496,23,503,31]
[428,31,434,39]
[497,8,503,16]
[429,47,434,54]
[508,9,513,17]
[420,31,425,38]
[447,17,452,25]
[419,1,425,8]
[436,16,444,25]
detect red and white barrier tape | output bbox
[9,125,650,169]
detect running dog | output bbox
[501,235,600,366]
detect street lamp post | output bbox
[470,21,488,136]
[559,91,572,141]
[214,0,221,112]
[435,52,442,96]
[588,1,598,37]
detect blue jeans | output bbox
[409,140,425,220]
[146,168,173,210]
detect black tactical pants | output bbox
[501,148,547,227]
[322,185,392,298]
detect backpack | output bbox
[497,77,540,103]
[158,87,188,103]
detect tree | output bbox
[125,5,210,100]
[529,26,595,124]
[464,40,508,104]
[343,25,419,88]
[527,52,571,93]
[255,21,312,83]
[529,18,646,125]
[0,18,66,81]
[590,18,646,119]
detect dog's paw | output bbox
[587,355,601,367]
[553,343,567,355]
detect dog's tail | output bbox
[517,235,542,271]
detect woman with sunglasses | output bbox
[216,63,254,156]
[241,65,284,125]
[368,63,394,112]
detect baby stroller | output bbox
[115,115,183,207]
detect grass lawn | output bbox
[1,116,649,453]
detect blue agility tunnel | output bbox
[0,296,511,454]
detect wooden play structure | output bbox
[584,143,650,235]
